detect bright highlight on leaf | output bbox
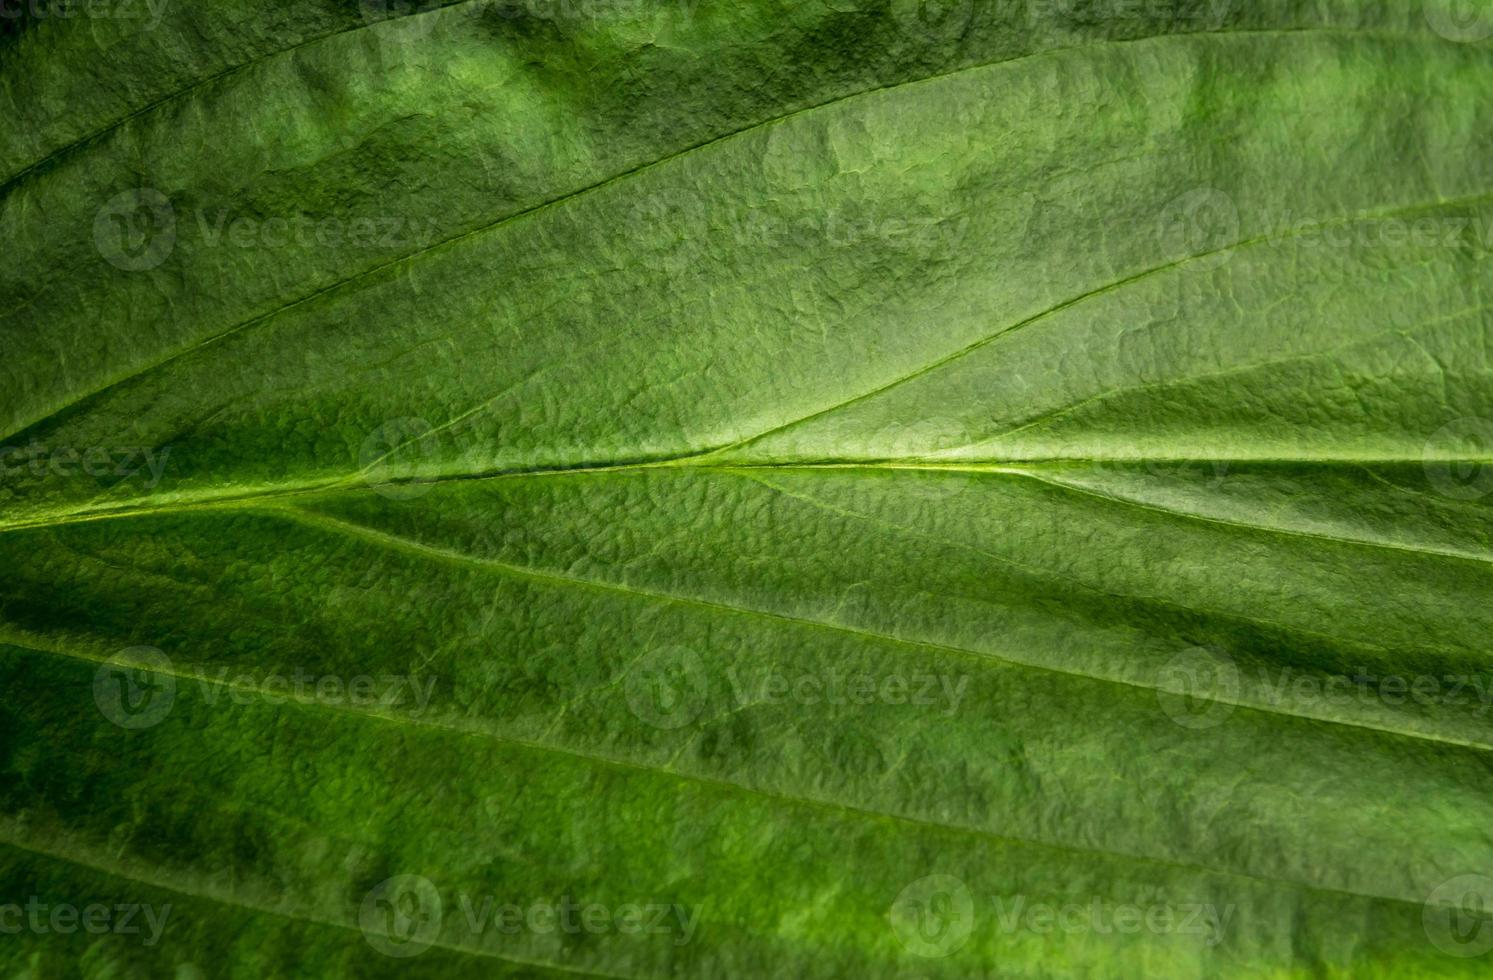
[4,1,1493,977]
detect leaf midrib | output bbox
[3,455,1489,537]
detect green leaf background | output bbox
[5,0,1493,976]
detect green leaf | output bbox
[5,1,1493,976]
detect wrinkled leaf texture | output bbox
[4,0,1493,977]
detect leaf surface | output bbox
[4,2,1493,977]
